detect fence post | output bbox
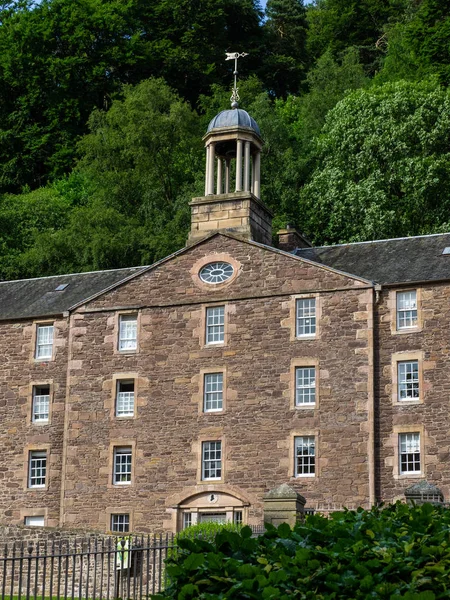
[263,484,306,527]
[404,480,444,505]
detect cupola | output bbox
[188,52,273,246]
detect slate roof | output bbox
[0,266,146,321]
[2,231,450,322]
[294,233,450,285]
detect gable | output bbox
[80,235,371,312]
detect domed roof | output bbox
[207,108,261,136]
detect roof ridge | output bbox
[0,265,148,286]
[299,232,450,251]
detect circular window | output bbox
[199,262,234,284]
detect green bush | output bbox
[154,503,450,599]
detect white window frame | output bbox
[399,433,421,475]
[32,385,50,423]
[113,447,132,485]
[203,373,223,412]
[115,381,135,417]
[24,516,45,527]
[35,325,54,360]
[201,441,222,481]
[111,514,130,533]
[398,361,419,401]
[295,367,316,406]
[396,291,418,330]
[183,512,193,529]
[294,436,316,477]
[296,298,316,338]
[118,315,138,352]
[28,451,47,488]
[205,306,225,345]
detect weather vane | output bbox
[225,52,248,109]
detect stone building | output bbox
[1,104,449,534]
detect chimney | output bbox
[277,225,312,252]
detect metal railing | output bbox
[0,534,174,600]
[0,518,316,599]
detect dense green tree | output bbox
[300,79,450,244]
[0,0,264,193]
[306,0,409,73]
[379,0,450,85]
[262,0,309,96]
[0,78,204,279]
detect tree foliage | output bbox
[300,79,450,244]
[0,78,204,279]
[1,0,450,280]
[153,503,450,599]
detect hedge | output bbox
[153,502,450,599]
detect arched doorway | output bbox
[176,491,249,531]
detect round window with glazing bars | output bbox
[199,262,234,284]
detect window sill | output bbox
[293,474,316,479]
[295,335,317,341]
[394,400,422,406]
[398,472,423,479]
[392,327,421,336]
[294,404,316,410]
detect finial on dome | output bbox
[226,51,248,109]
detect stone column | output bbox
[204,146,209,196]
[208,143,216,195]
[263,484,305,527]
[236,139,243,192]
[216,157,223,195]
[225,159,230,194]
[253,151,261,198]
[244,141,251,192]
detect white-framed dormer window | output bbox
[111,514,130,533]
[294,436,315,477]
[206,306,225,344]
[118,315,137,352]
[202,441,222,480]
[295,367,316,406]
[398,361,419,401]
[397,291,418,330]
[399,433,421,474]
[296,298,316,337]
[32,385,50,423]
[28,451,47,488]
[113,447,132,485]
[35,325,54,360]
[116,381,135,417]
[203,373,223,412]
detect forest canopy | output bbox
[0,0,449,279]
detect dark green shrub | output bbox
[153,502,450,599]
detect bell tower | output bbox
[188,53,273,246]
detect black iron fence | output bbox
[0,516,317,600]
[0,534,174,600]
